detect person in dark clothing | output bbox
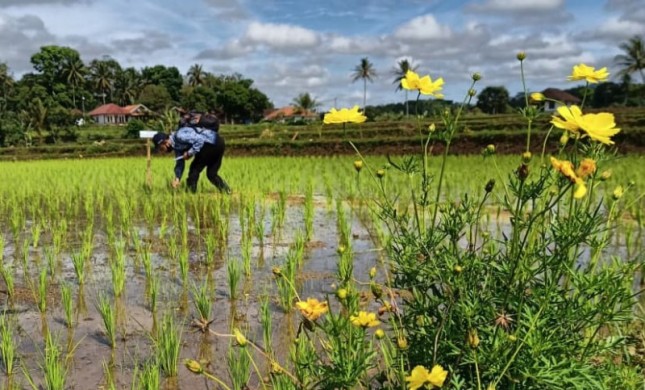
[153,114,231,194]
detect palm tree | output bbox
[89,60,112,105]
[63,58,85,109]
[391,59,418,116]
[614,35,645,83]
[351,57,376,109]
[291,92,320,113]
[187,64,204,87]
[0,63,14,111]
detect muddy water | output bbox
[1,197,384,389]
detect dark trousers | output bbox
[186,136,229,193]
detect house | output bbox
[541,88,581,112]
[88,103,152,125]
[262,106,318,123]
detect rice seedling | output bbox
[132,359,160,390]
[30,222,42,249]
[304,181,314,241]
[155,313,182,378]
[227,257,241,300]
[178,246,189,283]
[70,252,86,286]
[227,340,250,390]
[140,243,153,282]
[37,268,47,314]
[259,294,273,356]
[0,314,16,376]
[96,294,116,349]
[42,331,68,390]
[148,271,159,314]
[110,240,127,297]
[191,280,213,331]
[241,233,252,276]
[102,359,116,390]
[60,283,73,328]
[0,264,14,300]
[203,233,217,267]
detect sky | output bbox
[0,0,643,111]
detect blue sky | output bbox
[0,0,643,110]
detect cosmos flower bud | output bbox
[397,336,408,350]
[370,283,383,299]
[454,265,463,273]
[354,160,363,172]
[472,72,482,81]
[272,266,282,277]
[336,288,348,300]
[560,132,569,146]
[530,92,545,102]
[522,151,532,163]
[468,88,477,97]
[369,267,377,279]
[516,51,526,61]
[486,144,496,154]
[600,170,611,181]
[234,328,248,347]
[375,329,385,339]
[612,186,624,200]
[428,123,436,133]
[485,179,495,193]
[185,359,203,374]
[376,169,385,178]
[468,329,480,348]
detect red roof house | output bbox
[88,103,152,125]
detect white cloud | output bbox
[393,14,452,41]
[470,0,564,12]
[592,17,645,40]
[243,22,319,49]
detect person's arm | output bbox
[172,149,185,187]
[180,128,205,157]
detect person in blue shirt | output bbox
[153,113,230,193]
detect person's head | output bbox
[153,132,172,153]
[198,113,219,132]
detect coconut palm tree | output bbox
[187,64,204,87]
[89,59,117,105]
[391,59,418,116]
[63,58,86,109]
[614,35,645,83]
[351,57,376,109]
[291,92,320,113]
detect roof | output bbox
[88,103,126,116]
[541,88,581,103]
[123,104,151,116]
[263,106,317,121]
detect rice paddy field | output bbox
[0,152,644,389]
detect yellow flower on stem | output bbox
[405,365,448,389]
[576,158,596,179]
[401,70,444,98]
[233,328,247,347]
[323,106,366,124]
[567,63,609,83]
[530,92,545,102]
[295,298,329,321]
[551,105,620,145]
[350,311,380,328]
[550,157,588,199]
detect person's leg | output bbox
[205,136,230,193]
[186,152,208,193]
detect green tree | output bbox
[88,58,121,104]
[291,92,320,113]
[391,59,418,116]
[181,85,217,112]
[351,57,376,109]
[141,65,183,103]
[0,63,14,111]
[476,86,509,114]
[187,64,205,87]
[63,57,86,109]
[138,84,172,112]
[591,82,625,108]
[30,46,82,95]
[614,35,645,83]
[114,67,141,106]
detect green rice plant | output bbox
[241,234,252,276]
[254,201,266,249]
[102,360,116,390]
[259,294,273,356]
[132,359,160,390]
[96,294,116,349]
[0,313,16,375]
[337,242,354,286]
[110,241,127,297]
[70,252,86,285]
[192,280,213,323]
[227,258,241,300]
[30,222,42,249]
[0,234,4,262]
[203,233,217,267]
[178,246,189,283]
[140,243,153,281]
[148,271,159,314]
[60,284,73,328]
[155,313,182,378]
[304,181,314,241]
[275,250,299,311]
[9,209,24,241]
[51,220,66,255]
[44,247,56,278]
[0,264,14,299]
[42,331,68,390]
[37,268,47,314]
[227,341,250,390]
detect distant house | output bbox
[88,103,152,125]
[541,88,581,112]
[262,106,318,123]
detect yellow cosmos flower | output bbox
[350,311,380,328]
[401,70,444,98]
[233,328,247,347]
[567,63,609,84]
[551,105,620,145]
[576,158,596,179]
[295,298,329,321]
[550,157,588,199]
[613,186,624,200]
[551,105,584,134]
[578,112,620,145]
[323,106,367,124]
[530,92,545,102]
[405,365,448,389]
